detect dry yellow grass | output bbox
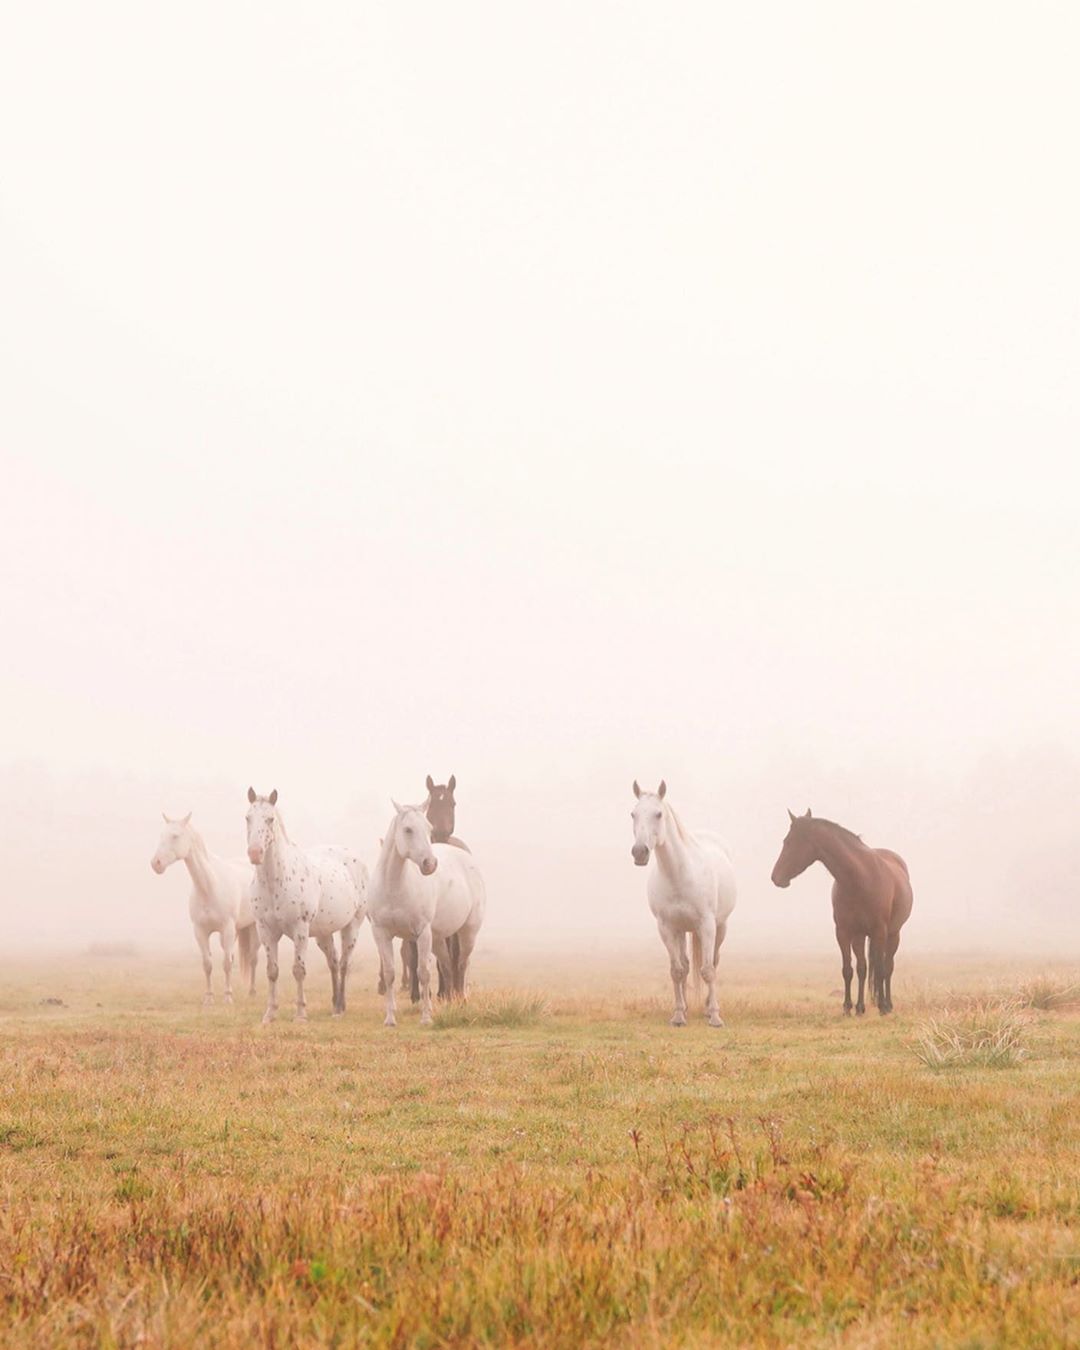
[0,951,1077,1347]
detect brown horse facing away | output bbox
[771,810,913,1015]
[401,776,471,1003]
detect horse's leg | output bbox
[195,925,214,1005]
[407,940,421,1005]
[697,916,723,1028]
[221,921,236,1005]
[315,934,340,1015]
[416,926,435,1026]
[836,929,853,1015]
[658,922,689,1027]
[262,930,280,1025]
[372,926,397,1027]
[292,927,309,1022]
[883,931,900,1014]
[854,935,868,1015]
[336,916,362,1015]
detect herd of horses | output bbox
[150,776,914,1027]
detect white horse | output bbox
[630,780,737,1027]
[150,812,259,1003]
[245,788,368,1024]
[368,801,486,1027]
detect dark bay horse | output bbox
[771,810,913,1014]
[401,775,471,1002]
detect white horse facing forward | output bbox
[150,813,259,1003]
[245,788,368,1023]
[630,780,737,1027]
[368,801,486,1027]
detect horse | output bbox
[245,788,368,1023]
[630,780,737,1027]
[150,812,259,1003]
[770,809,913,1015]
[368,801,485,1026]
[400,774,471,1003]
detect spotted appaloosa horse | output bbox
[771,810,913,1014]
[400,774,472,1003]
[150,813,259,1003]
[245,788,368,1023]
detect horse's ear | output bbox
[805,807,812,818]
[268,789,278,806]
[426,775,435,792]
[391,798,402,814]
[632,780,641,798]
[787,808,797,824]
[181,812,192,826]
[447,774,456,792]
[247,787,256,804]
[658,780,667,799]
[162,811,171,824]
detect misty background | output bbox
[1,5,1077,961]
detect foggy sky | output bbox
[2,5,1077,958]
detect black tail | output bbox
[406,939,421,1003]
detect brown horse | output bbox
[401,775,471,1002]
[770,810,913,1015]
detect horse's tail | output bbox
[237,922,259,994]
[690,932,703,1008]
[449,932,462,997]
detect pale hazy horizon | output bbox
[2,5,1077,961]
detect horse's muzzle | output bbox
[420,857,438,876]
[631,846,650,867]
[771,870,790,888]
[150,858,164,874]
[248,847,263,865]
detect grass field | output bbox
[1,949,1077,1348]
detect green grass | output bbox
[913,998,1030,1070]
[0,951,1077,1347]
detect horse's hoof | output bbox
[261,1012,275,1025]
[203,996,214,1007]
[670,1014,687,1027]
[224,993,234,1005]
[383,1017,397,1028]
[707,1014,724,1028]
[855,1006,866,1016]
[294,1012,308,1023]
[420,1014,433,1027]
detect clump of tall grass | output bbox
[433,991,549,1029]
[1016,973,1080,1011]
[914,999,1028,1070]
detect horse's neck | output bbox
[182,830,216,896]
[375,831,408,888]
[813,827,868,886]
[261,833,299,887]
[654,805,694,878]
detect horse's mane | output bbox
[275,811,291,844]
[662,799,696,846]
[811,817,864,847]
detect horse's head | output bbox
[425,773,456,842]
[245,787,279,865]
[150,812,193,873]
[390,800,438,876]
[630,779,668,866]
[771,809,816,888]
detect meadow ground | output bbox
[0,948,1077,1348]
